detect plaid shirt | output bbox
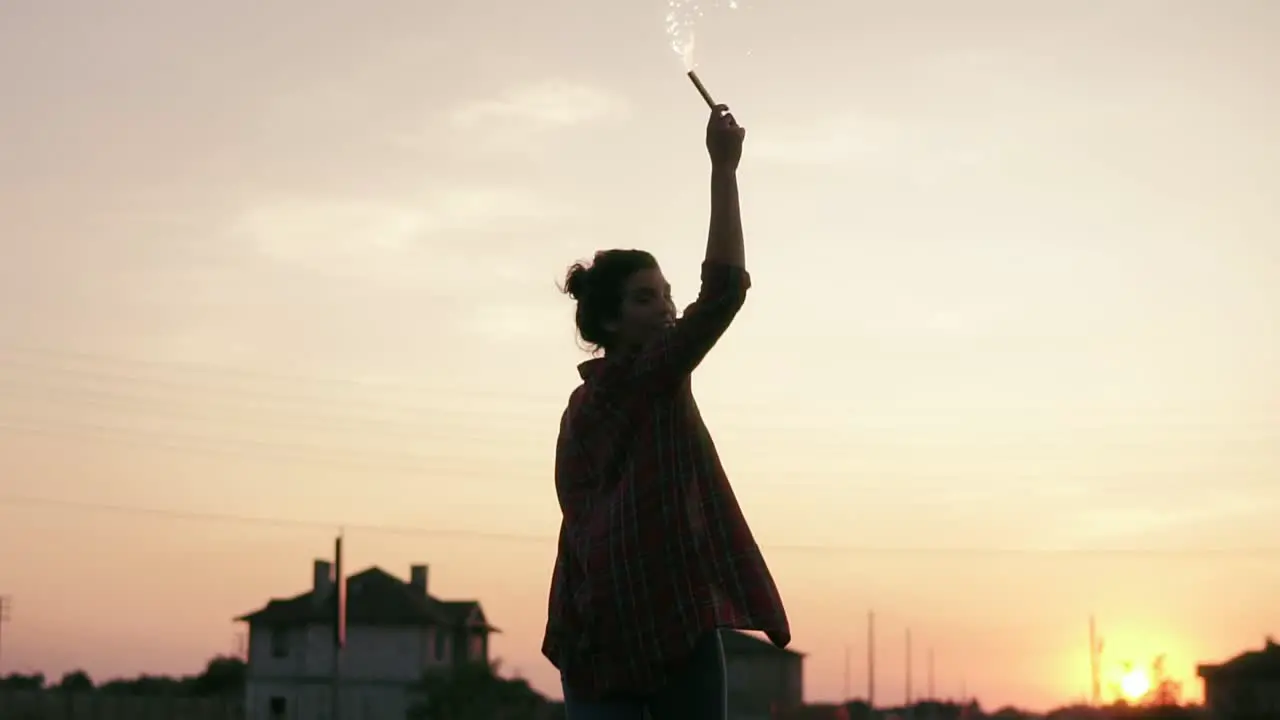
[543,261,791,698]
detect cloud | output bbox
[135,327,262,366]
[238,200,423,263]
[448,79,627,130]
[231,186,573,278]
[104,182,580,369]
[392,80,628,157]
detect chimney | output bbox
[410,564,429,595]
[313,559,333,600]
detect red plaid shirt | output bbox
[543,261,791,698]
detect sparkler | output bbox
[664,0,738,109]
[687,70,717,110]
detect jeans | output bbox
[562,631,728,720]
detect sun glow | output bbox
[1120,667,1152,702]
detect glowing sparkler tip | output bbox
[665,0,739,69]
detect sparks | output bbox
[664,0,740,70]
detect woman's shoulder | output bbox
[562,367,634,427]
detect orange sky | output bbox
[1,0,1278,711]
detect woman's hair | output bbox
[562,249,659,351]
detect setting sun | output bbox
[1120,667,1152,702]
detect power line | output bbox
[4,345,1280,428]
[5,414,1275,495]
[2,493,1279,558]
[0,375,543,433]
[0,420,509,480]
[3,345,1280,558]
[2,349,1278,488]
[0,595,10,676]
[0,347,569,413]
[0,354,560,423]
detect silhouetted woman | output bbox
[543,105,791,720]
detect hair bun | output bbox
[563,263,592,300]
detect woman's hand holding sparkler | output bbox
[706,104,745,172]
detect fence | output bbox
[0,690,242,720]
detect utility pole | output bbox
[0,595,10,676]
[905,628,913,716]
[867,611,876,710]
[1089,615,1103,706]
[331,532,347,720]
[926,647,936,720]
[843,644,851,700]
[928,647,935,700]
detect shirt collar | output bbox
[577,358,604,380]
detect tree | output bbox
[1141,654,1182,707]
[187,656,245,696]
[408,660,546,720]
[96,655,246,697]
[0,673,45,690]
[55,670,94,692]
[99,674,183,696]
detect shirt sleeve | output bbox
[626,261,751,389]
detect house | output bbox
[723,630,804,720]
[1197,636,1280,720]
[236,559,498,720]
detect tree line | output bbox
[0,656,246,697]
[0,657,556,720]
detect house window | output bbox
[468,634,485,661]
[269,696,287,718]
[270,629,290,658]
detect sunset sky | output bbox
[1,0,1278,711]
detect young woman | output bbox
[543,105,791,720]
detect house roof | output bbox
[235,566,499,632]
[720,630,804,658]
[1198,637,1280,679]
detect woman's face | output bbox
[608,267,676,350]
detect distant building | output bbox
[236,560,498,720]
[1197,636,1280,720]
[722,630,804,720]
